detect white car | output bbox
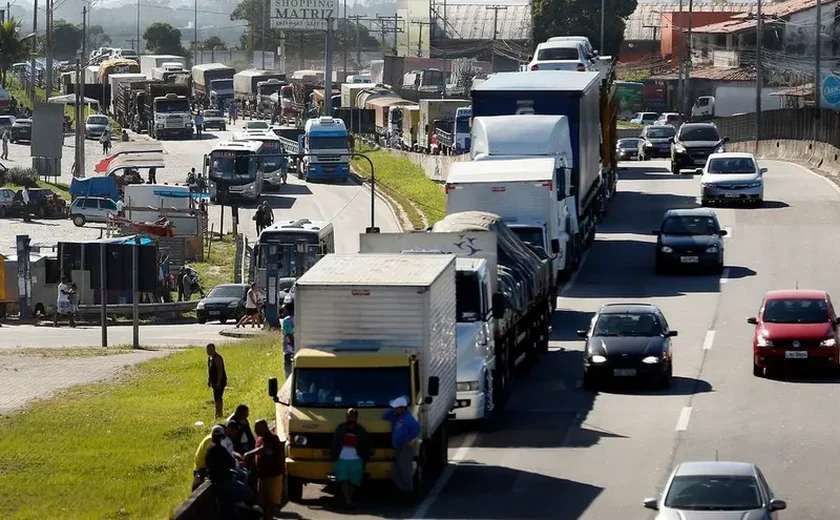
[699,152,766,207]
[631,112,659,126]
[69,196,119,226]
[245,120,271,131]
[528,40,595,71]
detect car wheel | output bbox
[0,206,6,218]
[755,198,764,208]
[753,364,764,377]
[671,162,680,175]
[219,318,228,324]
[659,363,673,389]
[72,215,85,227]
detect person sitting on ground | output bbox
[227,404,256,453]
[193,424,225,491]
[206,425,261,515]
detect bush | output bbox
[5,166,39,187]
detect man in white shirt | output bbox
[236,282,261,328]
[115,198,124,217]
[55,275,76,327]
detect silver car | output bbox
[644,461,786,519]
[85,115,110,139]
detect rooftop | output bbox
[674,461,757,477]
[624,1,757,41]
[473,70,601,92]
[435,3,531,41]
[693,0,834,34]
[650,67,757,82]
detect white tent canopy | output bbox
[48,94,99,105]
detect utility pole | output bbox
[136,0,140,54]
[126,38,138,51]
[486,5,507,72]
[411,19,431,58]
[193,0,198,65]
[349,14,363,65]
[600,0,605,53]
[815,0,823,119]
[45,0,53,100]
[81,4,87,61]
[324,17,334,115]
[74,56,82,179]
[342,0,347,79]
[684,0,693,117]
[29,0,37,101]
[755,0,762,150]
[79,5,86,177]
[260,0,266,69]
[676,0,683,114]
[393,14,398,55]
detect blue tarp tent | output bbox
[69,176,118,201]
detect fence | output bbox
[714,108,840,147]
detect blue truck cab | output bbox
[301,116,350,182]
[454,106,472,153]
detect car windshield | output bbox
[207,285,247,299]
[664,475,762,510]
[204,110,221,117]
[763,298,829,324]
[647,127,675,139]
[247,121,270,129]
[707,158,756,174]
[510,226,546,249]
[293,366,411,408]
[680,127,720,141]
[618,139,641,149]
[0,117,15,125]
[88,116,109,125]
[15,121,31,126]
[537,47,580,60]
[642,114,658,122]
[662,216,719,235]
[593,313,662,336]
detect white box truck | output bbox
[268,253,456,501]
[139,55,186,76]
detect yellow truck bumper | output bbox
[287,459,400,483]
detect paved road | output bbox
[280,158,840,519]
[0,323,246,349]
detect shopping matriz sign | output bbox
[821,72,840,109]
[271,0,337,31]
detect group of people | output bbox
[253,202,275,235]
[186,167,207,194]
[193,404,285,520]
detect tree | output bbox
[86,25,111,52]
[51,20,83,60]
[143,22,188,56]
[0,19,30,88]
[201,36,228,51]
[532,0,637,57]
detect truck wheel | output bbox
[541,309,551,353]
[493,348,511,408]
[286,477,304,502]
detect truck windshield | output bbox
[510,226,546,250]
[309,136,347,150]
[456,271,483,322]
[422,70,443,87]
[456,118,470,134]
[209,151,256,181]
[293,367,411,408]
[260,83,284,96]
[211,79,233,91]
[155,99,189,113]
[255,140,284,170]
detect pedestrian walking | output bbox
[383,396,421,502]
[148,166,157,184]
[54,276,76,327]
[116,197,125,218]
[331,408,371,508]
[196,172,206,194]
[207,343,228,418]
[281,301,295,378]
[260,201,273,230]
[253,204,266,235]
[100,128,112,154]
[229,102,238,124]
[236,283,262,329]
[1,128,9,159]
[195,112,204,139]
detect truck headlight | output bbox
[757,336,774,347]
[292,434,308,446]
[187,122,193,127]
[457,381,480,392]
[820,338,836,347]
[590,354,607,364]
[156,123,164,129]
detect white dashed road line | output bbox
[675,407,693,432]
[703,331,716,350]
[720,268,731,284]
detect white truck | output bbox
[150,63,190,84]
[107,72,146,115]
[470,115,575,279]
[417,98,471,154]
[139,55,186,77]
[268,253,456,500]
[691,85,782,121]
[83,65,100,84]
[446,158,562,289]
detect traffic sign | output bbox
[271,0,337,31]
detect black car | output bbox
[616,138,642,161]
[196,283,249,324]
[654,208,727,274]
[638,124,676,160]
[578,303,677,389]
[670,123,729,174]
[10,119,32,143]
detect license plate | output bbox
[614,369,636,376]
[680,256,699,263]
[785,351,808,359]
[325,167,334,172]
[724,193,741,198]
[209,311,220,316]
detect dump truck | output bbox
[97,58,141,84]
[192,63,235,108]
[359,210,553,419]
[143,82,193,139]
[268,253,456,502]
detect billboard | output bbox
[821,71,840,110]
[271,0,338,31]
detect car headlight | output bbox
[457,381,480,392]
[196,301,205,309]
[674,144,686,154]
[642,356,660,364]
[228,301,239,308]
[716,146,726,153]
[590,354,607,364]
[746,181,762,188]
[187,122,194,127]
[661,246,673,253]
[820,338,836,347]
[757,336,774,347]
[292,434,308,446]
[701,182,714,188]
[705,246,719,253]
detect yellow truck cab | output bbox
[268,253,457,502]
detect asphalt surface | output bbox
[280,158,840,519]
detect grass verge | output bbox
[1,346,140,358]
[191,235,237,298]
[351,142,445,229]
[0,337,282,519]
[7,78,122,132]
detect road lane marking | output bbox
[703,331,716,350]
[411,431,478,519]
[675,407,692,431]
[720,268,730,284]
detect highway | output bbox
[282,158,840,519]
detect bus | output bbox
[232,131,288,190]
[205,140,265,202]
[253,218,335,325]
[615,81,645,119]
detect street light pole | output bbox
[351,153,377,232]
[193,0,198,65]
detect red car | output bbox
[748,290,840,377]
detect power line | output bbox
[410,19,431,57]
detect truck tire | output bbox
[493,345,511,408]
[286,477,304,502]
[541,308,551,353]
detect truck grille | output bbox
[317,155,341,162]
[290,432,393,450]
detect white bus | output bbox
[206,140,265,202]
[232,131,287,189]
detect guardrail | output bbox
[77,301,197,316]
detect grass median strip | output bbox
[351,142,445,229]
[191,235,237,298]
[0,337,282,519]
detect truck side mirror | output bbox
[427,376,440,397]
[492,292,506,319]
[667,137,674,143]
[551,239,561,255]
[268,377,278,400]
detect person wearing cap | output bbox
[192,424,225,491]
[331,408,371,508]
[205,423,260,514]
[281,301,295,378]
[383,396,421,499]
[244,419,286,520]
